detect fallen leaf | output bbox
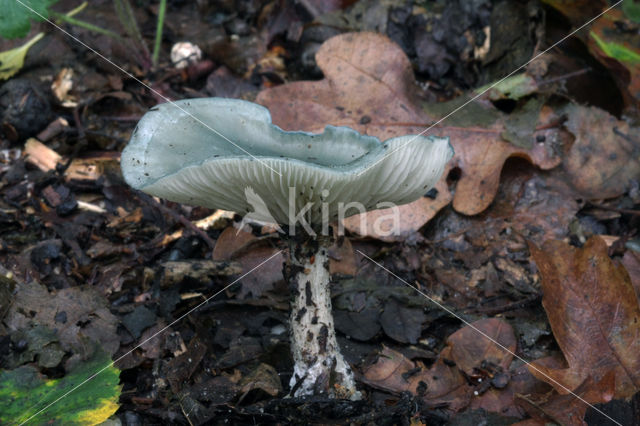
[562,104,640,199]
[0,32,44,80]
[23,137,61,171]
[528,236,640,399]
[516,372,616,426]
[5,280,119,356]
[379,298,426,344]
[329,236,357,277]
[257,32,562,240]
[587,8,640,111]
[540,0,609,27]
[212,226,284,298]
[333,307,381,341]
[360,345,470,412]
[622,250,640,303]
[447,318,516,377]
[165,337,208,394]
[4,325,65,369]
[470,363,547,419]
[239,363,282,397]
[0,348,121,426]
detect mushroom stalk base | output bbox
[287,235,361,400]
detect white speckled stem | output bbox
[287,235,361,400]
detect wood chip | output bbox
[23,138,61,171]
[161,210,234,246]
[161,259,242,287]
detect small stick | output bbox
[144,195,217,249]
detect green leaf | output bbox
[590,31,640,64]
[0,32,43,80]
[0,349,121,425]
[0,0,59,39]
[623,0,640,23]
[475,73,539,101]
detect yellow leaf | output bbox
[0,32,44,80]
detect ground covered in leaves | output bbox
[1,0,640,425]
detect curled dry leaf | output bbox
[528,236,640,399]
[361,346,470,413]
[361,319,518,414]
[257,32,562,241]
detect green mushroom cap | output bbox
[121,98,454,225]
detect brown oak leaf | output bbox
[528,236,640,399]
[257,32,562,241]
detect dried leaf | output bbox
[379,298,426,344]
[516,372,615,426]
[213,227,284,298]
[563,104,640,199]
[5,280,119,356]
[622,250,640,303]
[257,32,562,240]
[329,236,357,277]
[528,236,640,399]
[363,319,520,414]
[239,363,282,397]
[361,346,470,412]
[447,318,516,377]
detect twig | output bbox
[465,294,541,315]
[144,195,217,250]
[587,201,640,216]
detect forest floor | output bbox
[1,0,640,425]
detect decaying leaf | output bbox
[562,104,640,199]
[0,348,121,426]
[239,363,282,398]
[328,236,357,277]
[379,298,426,344]
[528,236,640,399]
[257,32,562,240]
[361,319,518,414]
[361,345,470,412]
[447,318,515,377]
[516,372,615,426]
[622,250,640,303]
[587,8,640,110]
[4,280,119,356]
[212,226,284,299]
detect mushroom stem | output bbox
[286,233,361,400]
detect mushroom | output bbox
[120,98,453,400]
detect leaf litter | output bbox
[0,1,639,424]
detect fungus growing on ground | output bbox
[121,98,453,400]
